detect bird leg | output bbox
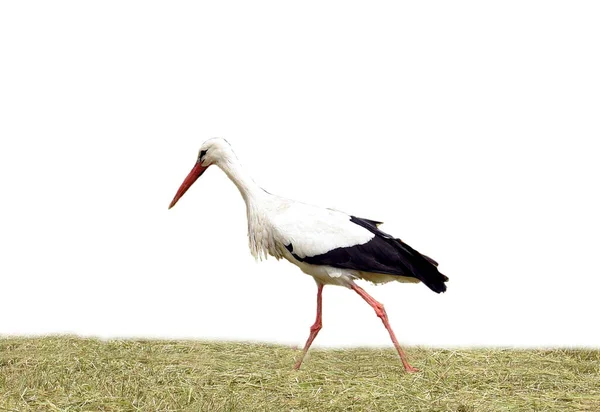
[351,283,418,373]
[294,283,324,370]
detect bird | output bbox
[168,138,448,372]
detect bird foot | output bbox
[404,365,419,373]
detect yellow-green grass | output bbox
[1,337,599,411]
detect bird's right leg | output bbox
[351,283,418,373]
[293,283,324,370]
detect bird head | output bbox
[168,138,234,209]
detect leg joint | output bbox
[310,321,322,333]
[374,302,387,320]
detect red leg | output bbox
[294,283,324,370]
[351,283,418,373]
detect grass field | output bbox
[0,337,599,411]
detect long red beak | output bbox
[168,162,208,209]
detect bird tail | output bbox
[393,238,449,293]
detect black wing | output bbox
[286,216,448,293]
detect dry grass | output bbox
[0,336,599,411]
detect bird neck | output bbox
[217,156,278,260]
[217,156,266,205]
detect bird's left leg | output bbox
[351,283,418,373]
[294,283,324,370]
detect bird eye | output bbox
[199,150,208,159]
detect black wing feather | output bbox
[355,217,384,227]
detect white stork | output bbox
[168,138,448,372]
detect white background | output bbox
[1,2,599,348]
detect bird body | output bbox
[169,137,448,371]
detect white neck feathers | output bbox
[216,156,280,260]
